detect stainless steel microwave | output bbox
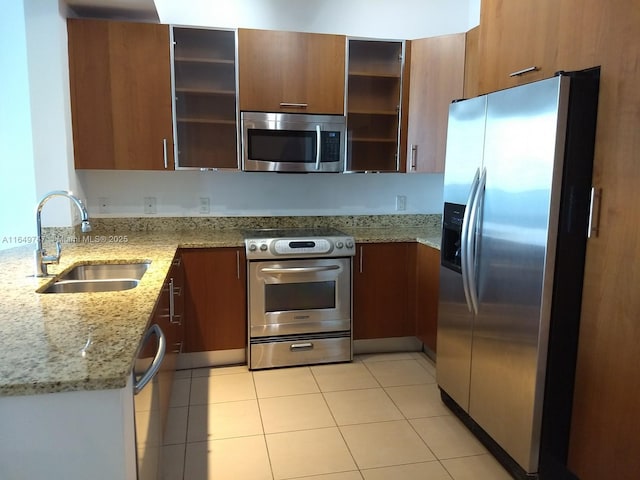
[241,112,346,173]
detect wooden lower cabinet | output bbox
[181,248,246,352]
[353,243,414,340]
[414,244,439,353]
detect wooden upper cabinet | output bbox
[346,39,408,172]
[67,19,174,170]
[238,28,346,114]
[172,27,239,170]
[405,33,465,173]
[477,0,560,94]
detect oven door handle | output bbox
[260,265,340,274]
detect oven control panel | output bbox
[245,235,355,259]
[274,239,331,255]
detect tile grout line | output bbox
[309,364,365,479]
[251,369,277,480]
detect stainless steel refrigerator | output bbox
[437,69,599,480]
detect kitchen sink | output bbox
[57,262,149,281]
[38,262,150,294]
[41,279,140,293]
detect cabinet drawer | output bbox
[250,335,351,370]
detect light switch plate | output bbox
[396,195,407,211]
[199,197,210,214]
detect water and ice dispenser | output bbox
[441,202,465,273]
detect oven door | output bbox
[249,257,351,337]
[241,112,345,173]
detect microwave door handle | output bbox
[315,125,321,170]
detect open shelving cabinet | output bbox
[346,39,406,172]
[172,27,239,169]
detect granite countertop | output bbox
[0,220,440,398]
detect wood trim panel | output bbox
[463,26,480,99]
[414,243,439,352]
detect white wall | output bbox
[0,0,38,250]
[24,0,84,227]
[154,0,480,38]
[79,170,444,217]
[23,0,478,222]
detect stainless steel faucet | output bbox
[35,190,92,276]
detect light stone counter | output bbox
[0,216,440,397]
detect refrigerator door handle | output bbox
[461,168,481,312]
[467,167,487,315]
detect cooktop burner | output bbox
[244,227,355,259]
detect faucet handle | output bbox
[43,241,62,264]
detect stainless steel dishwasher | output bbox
[132,323,167,480]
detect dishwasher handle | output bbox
[134,324,166,395]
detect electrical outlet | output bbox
[98,197,110,214]
[396,195,407,211]
[199,197,210,214]
[144,197,157,214]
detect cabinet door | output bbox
[554,1,640,479]
[353,243,414,340]
[406,34,465,173]
[182,248,246,352]
[67,19,174,170]
[172,28,239,169]
[238,29,345,114]
[477,0,560,94]
[346,39,407,172]
[414,244,440,353]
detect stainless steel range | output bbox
[245,227,355,370]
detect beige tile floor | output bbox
[161,352,512,480]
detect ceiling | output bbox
[64,0,159,22]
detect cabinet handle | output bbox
[410,144,417,171]
[162,138,168,169]
[509,66,539,77]
[170,314,182,327]
[168,277,175,322]
[359,246,364,273]
[279,102,308,109]
[236,250,241,280]
[588,187,602,238]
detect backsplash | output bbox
[81,214,441,234]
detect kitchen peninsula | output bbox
[0,214,440,479]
